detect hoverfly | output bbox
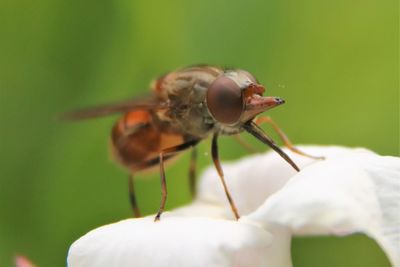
[64,65,320,221]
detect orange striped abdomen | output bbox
[111,109,184,172]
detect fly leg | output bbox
[154,139,200,222]
[188,147,197,198]
[212,133,240,220]
[255,116,324,160]
[243,122,300,171]
[128,174,142,218]
[233,134,258,153]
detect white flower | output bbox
[68,146,400,267]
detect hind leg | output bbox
[188,147,197,198]
[128,174,142,218]
[154,139,200,221]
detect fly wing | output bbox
[61,94,168,120]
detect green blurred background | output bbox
[0,0,398,266]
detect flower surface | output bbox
[68,146,400,267]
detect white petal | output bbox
[170,200,227,219]
[68,145,398,267]
[246,149,400,266]
[196,145,373,217]
[68,217,273,267]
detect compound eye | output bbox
[206,76,244,124]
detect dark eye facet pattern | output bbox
[206,76,244,124]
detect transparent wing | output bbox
[61,94,168,120]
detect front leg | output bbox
[243,122,300,172]
[255,116,324,160]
